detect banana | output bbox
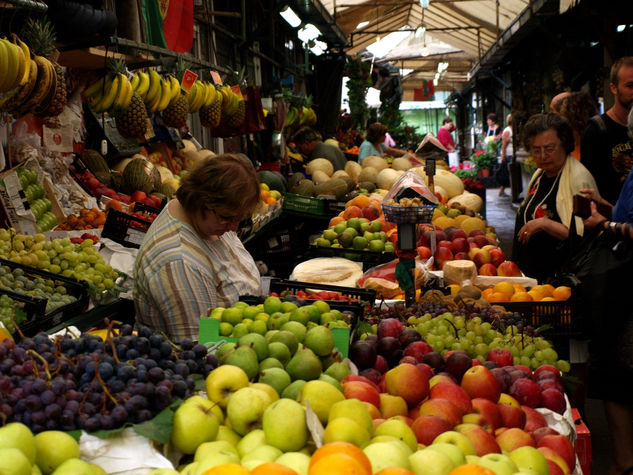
[135,71,150,99]
[130,72,140,91]
[0,40,10,92]
[5,38,25,91]
[146,86,162,114]
[225,92,240,115]
[156,78,172,112]
[219,85,232,111]
[145,69,162,104]
[93,74,120,113]
[1,58,37,112]
[192,82,207,112]
[203,82,216,107]
[0,39,20,92]
[11,34,31,87]
[112,74,132,113]
[19,55,54,116]
[186,80,199,107]
[284,107,298,127]
[167,75,181,103]
[83,76,106,99]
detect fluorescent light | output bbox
[313,39,327,51]
[415,26,426,38]
[310,44,324,56]
[356,21,369,29]
[298,23,321,43]
[420,0,429,8]
[617,24,626,32]
[280,5,301,28]
[438,62,449,72]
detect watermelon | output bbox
[121,158,160,195]
[258,170,287,192]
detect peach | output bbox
[495,427,535,452]
[343,205,363,220]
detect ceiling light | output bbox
[279,5,302,28]
[420,0,429,8]
[356,21,369,29]
[438,62,449,72]
[617,24,626,32]
[310,44,324,56]
[298,23,321,43]
[421,44,429,56]
[415,26,426,39]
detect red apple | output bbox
[377,318,404,339]
[450,228,468,240]
[417,245,432,261]
[489,248,506,267]
[379,393,409,419]
[540,388,567,414]
[469,229,485,237]
[455,424,502,456]
[429,374,457,388]
[543,456,566,475]
[435,230,447,242]
[384,363,430,407]
[538,446,571,474]
[473,235,489,248]
[461,365,501,403]
[438,240,454,252]
[364,401,382,420]
[434,246,453,270]
[419,398,462,426]
[404,341,434,362]
[478,263,498,276]
[509,378,541,408]
[521,405,549,432]
[411,414,454,445]
[487,349,514,368]
[451,237,470,253]
[416,363,434,381]
[454,251,470,260]
[430,381,472,415]
[495,427,535,452]
[362,205,380,221]
[373,418,386,429]
[342,380,381,408]
[537,435,575,473]
[373,355,389,374]
[466,398,502,432]
[471,248,491,267]
[533,364,561,378]
[497,394,526,429]
[532,427,560,444]
[497,260,522,277]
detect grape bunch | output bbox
[0,294,25,335]
[0,326,218,433]
[0,230,120,292]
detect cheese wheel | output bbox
[290,258,363,288]
[443,260,477,285]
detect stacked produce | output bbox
[284,96,317,129]
[54,208,106,231]
[16,167,58,232]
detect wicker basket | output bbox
[382,203,436,224]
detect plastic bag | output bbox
[383,170,438,205]
[358,257,440,298]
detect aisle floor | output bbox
[486,187,611,475]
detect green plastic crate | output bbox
[282,193,325,215]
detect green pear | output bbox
[194,440,239,462]
[259,357,283,370]
[318,373,342,391]
[216,342,236,361]
[238,333,269,361]
[51,459,95,475]
[224,345,259,379]
[301,305,322,324]
[285,347,322,381]
[281,301,299,313]
[193,451,239,475]
[289,308,311,325]
[171,396,220,454]
[281,321,307,343]
[232,323,249,338]
[297,380,344,424]
[268,330,299,355]
[0,448,31,475]
[323,361,351,382]
[250,320,268,335]
[34,431,79,475]
[0,422,36,464]
[263,399,308,452]
[281,379,307,400]
[320,350,343,368]
[258,367,291,395]
[267,342,292,365]
[304,326,334,356]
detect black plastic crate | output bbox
[101,209,153,248]
[322,199,347,216]
[0,258,90,337]
[500,299,582,337]
[269,278,375,306]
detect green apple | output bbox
[385,242,395,253]
[205,364,250,408]
[275,452,311,475]
[409,447,456,475]
[263,399,309,452]
[328,398,374,436]
[208,307,224,319]
[180,462,199,475]
[264,296,283,315]
[50,458,94,474]
[233,301,248,309]
[323,417,370,448]
[193,451,239,475]
[368,239,385,252]
[227,387,272,435]
[0,422,36,464]
[323,229,338,242]
[427,442,466,467]
[240,444,283,469]
[146,469,181,475]
[0,448,31,475]
[374,418,418,452]
[353,236,368,250]
[347,218,361,232]
[171,397,220,454]
[280,301,298,313]
[432,430,476,456]
[215,425,241,448]
[221,307,243,325]
[237,429,267,458]
[194,440,239,461]
[34,431,79,475]
[297,380,344,424]
[363,441,412,472]
[476,453,519,475]
[509,446,549,475]
[89,464,107,475]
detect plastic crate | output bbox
[268,278,376,305]
[323,199,347,216]
[309,244,396,266]
[382,203,436,224]
[500,298,582,337]
[282,193,325,215]
[101,203,160,248]
[0,258,90,337]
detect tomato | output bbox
[296,290,308,298]
[131,190,147,203]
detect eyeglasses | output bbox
[210,208,244,225]
[530,143,559,157]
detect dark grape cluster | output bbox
[0,325,218,433]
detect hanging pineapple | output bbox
[111,59,148,138]
[162,56,189,128]
[20,17,66,118]
[199,84,222,128]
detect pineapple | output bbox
[162,56,189,128]
[200,93,221,128]
[115,92,148,138]
[227,99,245,127]
[21,17,67,118]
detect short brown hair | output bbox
[521,113,575,155]
[442,117,453,125]
[557,91,598,134]
[611,56,633,86]
[176,154,260,219]
[292,127,321,145]
[487,112,498,123]
[366,122,388,143]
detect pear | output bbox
[285,347,322,381]
[267,342,292,365]
[324,361,351,382]
[318,373,342,391]
[238,334,269,361]
[280,321,307,343]
[0,422,36,464]
[259,357,283,371]
[268,330,299,355]
[224,345,259,379]
[258,367,291,395]
[320,350,343,368]
[34,431,79,475]
[281,379,307,400]
[0,448,31,475]
[304,326,334,356]
[216,342,236,361]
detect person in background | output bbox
[292,126,347,171]
[512,113,597,282]
[550,91,572,114]
[498,114,513,196]
[581,56,633,204]
[358,122,408,162]
[437,117,456,152]
[556,90,599,160]
[484,112,501,140]
[134,154,262,341]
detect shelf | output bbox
[57,46,150,70]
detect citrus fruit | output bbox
[510,291,533,302]
[512,283,527,293]
[250,462,299,475]
[552,285,571,301]
[448,465,496,475]
[308,453,371,475]
[492,281,515,297]
[481,288,494,300]
[487,292,509,303]
[375,469,416,475]
[309,442,372,475]
[201,464,250,475]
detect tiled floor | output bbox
[486,186,611,475]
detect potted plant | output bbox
[471,137,501,176]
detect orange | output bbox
[541,296,556,301]
[201,464,250,475]
[512,283,527,293]
[492,282,515,298]
[527,289,545,302]
[251,462,299,475]
[376,469,416,475]
[351,195,370,209]
[552,285,572,301]
[510,291,533,302]
[533,284,554,298]
[369,198,382,209]
[329,216,345,227]
[260,189,271,201]
[308,453,371,475]
[481,288,495,301]
[448,465,496,475]
[487,291,510,303]
[309,442,372,475]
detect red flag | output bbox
[162,0,194,53]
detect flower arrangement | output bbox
[471,137,501,171]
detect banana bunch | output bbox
[83,73,134,114]
[284,106,300,128]
[0,34,30,95]
[218,84,242,116]
[299,105,317,126]
[187,80,217,113]
[141,70,180,114]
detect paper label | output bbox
[181,69,198,92]
[210,71,222,85]
[42,124,73,153]
[231,85,243,99]
[125,228,146,246]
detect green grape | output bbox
[556,360,571,373]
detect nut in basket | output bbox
[382,198,436,224]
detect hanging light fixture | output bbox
[279,5,302,28]
[415,25,426,39]
[420,0,429,8]
[298,23,321,43]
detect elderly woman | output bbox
[511,113,598,282]
[134,154,262,341]
[358,122,407,161]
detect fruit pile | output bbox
[69,164,132,204]
[16,167,58,233]
[315,216,394,253]
[480,282,572,303]
[0,325,217,433]
[54,208,106,231]
[275,289,360,303]
[0,294,25,335]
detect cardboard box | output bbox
[572,408,591,474]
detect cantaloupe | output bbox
[376,168,403,190]
[291,179,316,197]
[361,155,388,171]
[411,166,428,184]
[391,157,412,171]
[315,178,348,200]
[358,166,379,184]
[448,192,484,213]
[460,217,487,234]
[344,161,362,181]
[332,170,350,180]
[306,158,334,177]
[435,169,464,198]
[433,216,457,229]
[311,170,330,185]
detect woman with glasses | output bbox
[512,113,598,282]
[134,154,262,340]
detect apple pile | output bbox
[417,224,522,276]
[314,216,395,254]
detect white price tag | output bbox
[42,124,73,153]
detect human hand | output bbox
[518,218,547,243]
[583,201,607,230]
[579,188,605,205]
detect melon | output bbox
[156,165,174,183]
[411,166,428,184]
[358,166,379,184]
[433,216,457,229]
[460,217,487,235]
[306,158,334,177]
[324,138,340,148]
[290,258,363,287]
[258,170,287,192]
[391,157,412,171]
[359,181,376,193]
[332,170,350,180]
[112,154,145,173]
[315,178,348,200]
[311,170,330,185]
[121,158,160,194]
[344,161,362,181]
[291,179,316,197]
[448,192,484,213]
[288,172,306,190]
[442,260,477,286]
[376,168,403,190]
[361,155,388,171]
[435,169,464,198]
[82,149,112,186]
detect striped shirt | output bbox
[134,204,261,341]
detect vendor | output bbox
[358,122,408,161]
[134,154,262,341]
[291,126,347,171]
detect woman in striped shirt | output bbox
[134,154,262,341]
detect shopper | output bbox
[556,90,599,160]
[484,112,501,140]
[497,114,513,196]
[549,91,571,114]
[512,113,597,282]
[292,126,347,171]
[437,117,456,153]
[358,122,408,161]
[581,56,633,204]
[134,154,262,341]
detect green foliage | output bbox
[344,56,373,129]
[379,101,423,152]
[454,168,478,179]
[471,138,501,171]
